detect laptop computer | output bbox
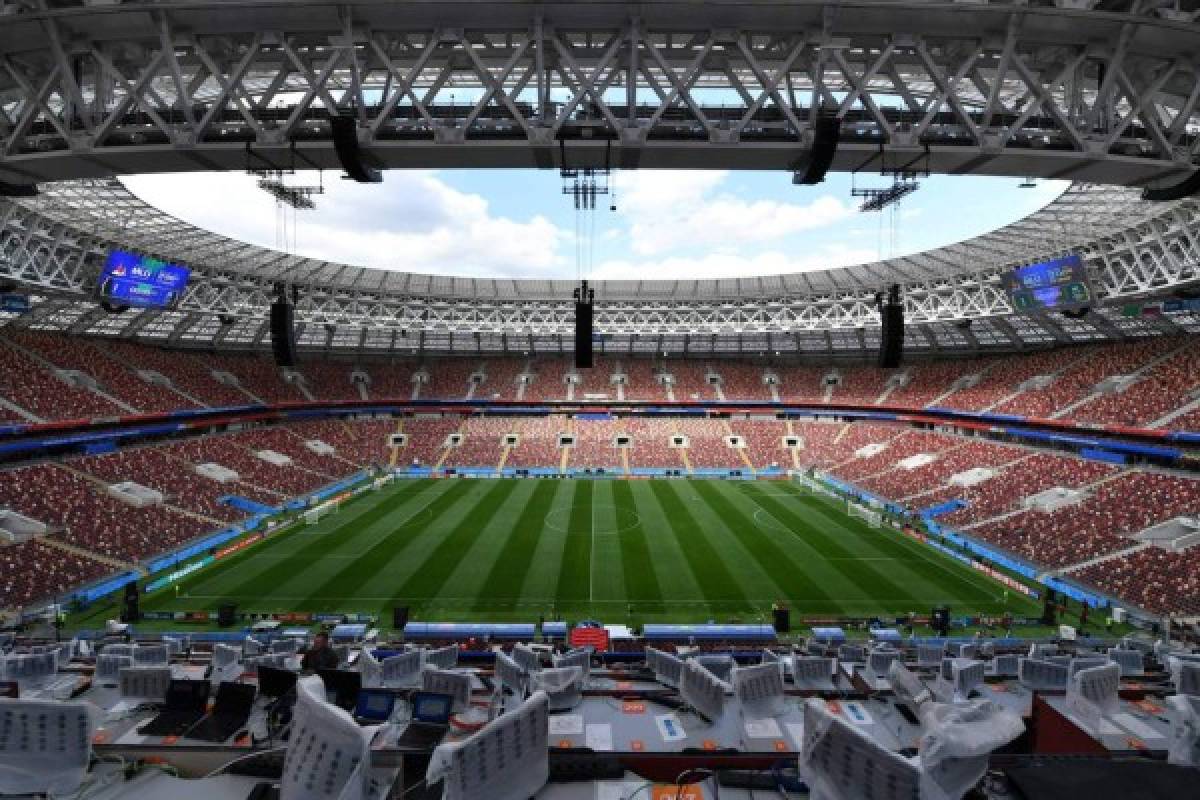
[138,679,211,737]
[353,688,396,725]
[394,691,453,750]
[185,681,258,742]
[317,668,361,712]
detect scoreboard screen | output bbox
[1002,254,1093,312]
[98,250,190,309]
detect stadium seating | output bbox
[887,360,990,409]
[938,453,1117,528]
[718,364,771,401]
[200,353,307,403]
[1072,344,1200,427]
[161,431,335,496]
[283,418,393,467]
[668,361,714,402]
[832,429,954,482]
[571,417,624,470]
[674,418,733,469]
[0,463,210,564]
[0,337,124,420]
[969,472,1200,568]
[475,358,525,401]
[831,366,890,405]
[103,340,252,408]
[364,360,420,400]
[626,418,685,469]
[0,540,111,610]
[426,359,479,401]
[1074,547,1200,616]
[395,416,462,468]
[573,358,618,400]
[775,365,829,404]
[857,438,1018,502]
[936,348,1082,412]
[735,419,790,469]
[506,416,566,468]
[523,359,570,402]
[449,417,510,468]
[622,359,666,402]
[297,361,362,401]
[992,338,1179,419]
[7,331,199,413]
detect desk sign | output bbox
[654,715,687,742]
[652,786,703,800]
[622,701,646,714]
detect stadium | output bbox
[0,1,1199,798]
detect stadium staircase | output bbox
[1153,395,1200,429]
[0,394,39,422]
[621,446,631,476]
[722,419,756,476]
[387,420,404,469]
[786,420,802,471]
[712,381,726,402]
[497,442,511,473]
[980,348,1093,412]
[356,381,369,401]
[822,381,835,404]
[1051,341,1191,420]
[768,383,781,403]
[664,381,676,402]
[291,374,316,402]
[680,447,694,475]
[1059,541,1154,576]
[39,535,144,576]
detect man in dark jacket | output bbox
[301,632,340,672]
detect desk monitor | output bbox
[258,665,298,699]
[412,691,453,724]
[992,654,1020,677]
[354,688,396,723]
[381,650,423,688]
[734,662,785,718]
[792,657,837,691]
[317,668,362,712]
[422,668,471,714]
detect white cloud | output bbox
[612,170,856,256]
[122,171,568,278]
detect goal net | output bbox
[848,502,883,528]
[304,500,338,526]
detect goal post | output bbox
[848,502,883,528]
[304,499,339,525]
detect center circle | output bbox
[543,503,642,535]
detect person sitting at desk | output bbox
[301,632,340,672]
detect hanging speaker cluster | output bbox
[792,115,841,186]
[270,284,297,367]
[331,115,383,184]
[878,285,904,369]
[573,280,595,369]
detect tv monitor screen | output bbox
[1002,254,1093,312]
[98,250,190,309]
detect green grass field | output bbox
[71,478,1047,628]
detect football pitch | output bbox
[89,478,1044,626]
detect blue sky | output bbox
[124,169,1066,281]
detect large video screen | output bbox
[98,250,190,309]
[1002,253,1093,312]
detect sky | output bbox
[122,169,1067,281]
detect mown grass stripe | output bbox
[649,481,753,613]
[611,479,663,606]
[692,481,844,614]
[784,484,1026,611]
[301,480,478,604]
[473,480,559,611]
[385,480,521,609]
[740,482,923,608]
[555,481,594,605]
[203,480,439,603]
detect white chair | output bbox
[681,659,726,722]
[95,654,134,685]
[1106,648,1144,678]
[512,643,541,673]
[381,651,424,688]
[132,644,169,666]
[1065,663,1120,731]
[1067,657,1108,678]
[1018,658,1068,690]
[792,656,837,691]
[1166,694,1200,767]
[733,662,785,718]
[0,699,97,795]
[425,645,459,670]
[918,700,1025,800]
[423,668,472,714]
[426,691,549,800]
[280,675,372,800]
[552,648,591,680]
[119,667,172,702]
[357,648,382,689]
[646,648,683,688]
[529,667,583,712]
[798,697,920,800]
[936,659,985,704]
[694,654,734,683]
[494,651,527,697]
[889,661,933,714]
